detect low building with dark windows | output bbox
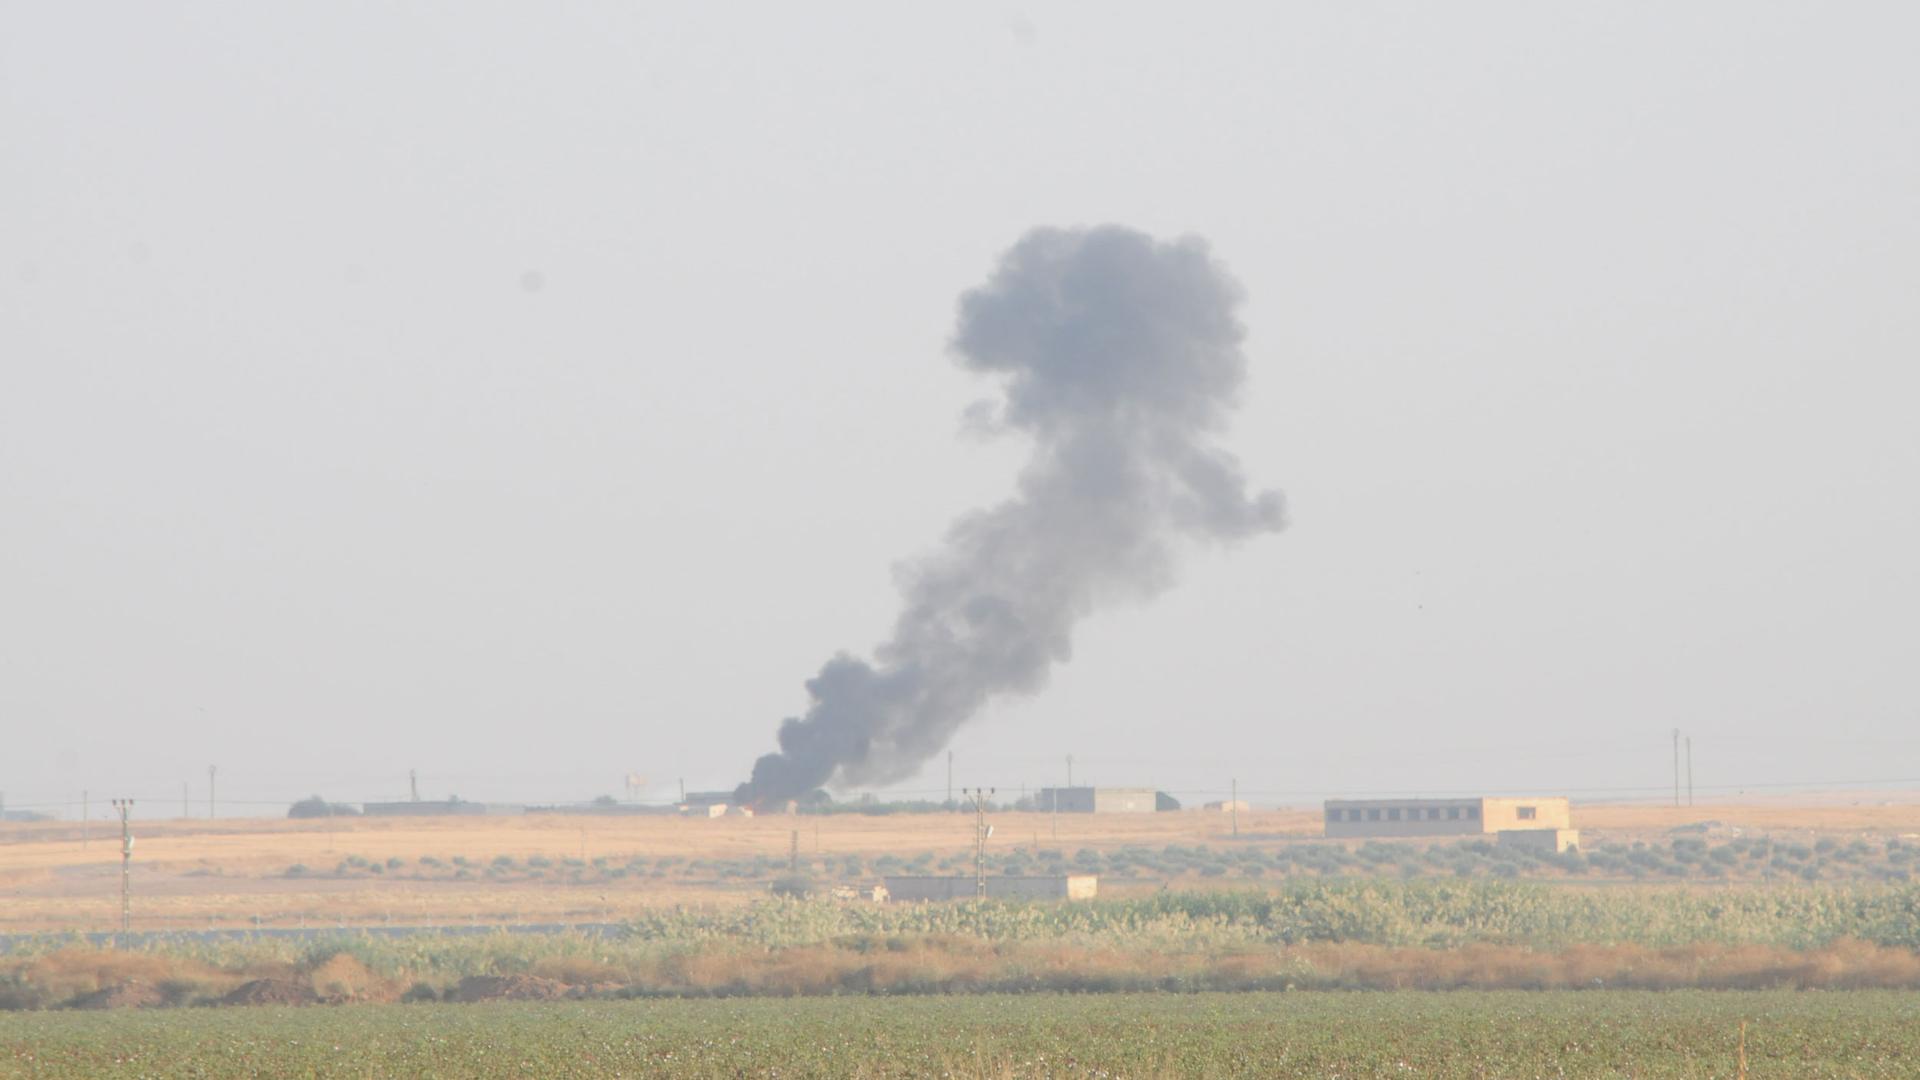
[1323,796,1572,840]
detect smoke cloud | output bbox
[737,225,1283,804]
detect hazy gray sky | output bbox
[4,4,1916,815]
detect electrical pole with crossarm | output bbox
[963,787,995,898]
[111,799,134,941]
[1671,730,1680,807]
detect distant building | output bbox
[0,794,48,822]
[525,802,680,816]
[1323,797,1573,839]
[675,790,736,817]
[1038,787,1160,813]
[882,874,1098,902]
[362,800,525,817]
[1202,800,1250,813]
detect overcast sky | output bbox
[4,4,1916,816]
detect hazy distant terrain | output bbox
[8,800,1920,1077]
[5,800,1920,933]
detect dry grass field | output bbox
[3,797,1918,934]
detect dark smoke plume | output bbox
[737,225,1283,804]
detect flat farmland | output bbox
[1,811,1255,934]
[7,991,1919,1078]
[3,798,1919,934]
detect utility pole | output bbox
[82,790,89,849]
[182,782,189,819]
[1066,754,1074,789]
[1231,778,1239,838]
[963,787,995,899]
[112,799,134,940]
[410,769,420,802]
[946,751,953,808]
[789,829,799,872]
[1686,737,1694,807]
[1671,730,1680,808]
[208,765,217,819]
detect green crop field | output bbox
[4,991,1917,1078]
[289,832,1920,890]
[9,883,1920,1011]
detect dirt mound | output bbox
[67,981,166,1009]
[305,953,394,1003]
[452,974,570,1002]
[221,979,322,1006]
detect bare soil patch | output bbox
[221,979,321,1006]
[451,974,570,1002]
[66,981,167,1009]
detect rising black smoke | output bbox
[736,225,1283,804]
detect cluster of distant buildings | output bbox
[1,782,1583,910]
[281,782,1585,909]
[5,783,1580,853]
[299,785,1584,906]
[872,794,1576,903]
[353,787,1579,855]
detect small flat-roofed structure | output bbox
[882,875,1097,902]
[1037,787,1158,813]
[1324,797,1571,838]
[1498,827,1580,854]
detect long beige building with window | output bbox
[1323,796,1571,838]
